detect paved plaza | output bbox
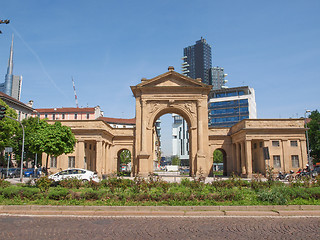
[0,215,319,240]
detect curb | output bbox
[0,205,320,217]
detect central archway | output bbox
[131,67,212,177]
[152,108,193,175]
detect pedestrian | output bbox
[34,165,38,178]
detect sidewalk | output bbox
[0,205,319,217]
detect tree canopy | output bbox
[307,110,320,164]
[29,121,77,172]
[213,149,224,163]
[0,100,19,165]
[171,155,181,166]
[119,149,131,164]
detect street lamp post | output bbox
[33,110,40,175]
[305,110,311,168]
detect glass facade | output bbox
[208,99,249,127]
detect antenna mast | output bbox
[72,77,79,108]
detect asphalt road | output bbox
[0,215,319,240]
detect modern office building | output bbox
[182,37,212,85]
[208,86,257,128]
[172,114,189,166]
[0,35,22,101]
[210,66,228,89]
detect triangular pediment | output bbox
[135,70,209,88]
[131,68,212,97]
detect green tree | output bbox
[213,149,223,163]
[0,99,19,165]
[29,121,77,174]
[11,116,46,164]
[119,149,131,164]
[307,110,320,164]
[171,155,181,165]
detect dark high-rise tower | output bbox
[182,37,212,85]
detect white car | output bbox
[48,168,99,182]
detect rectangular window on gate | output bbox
[68,156,75,168]
[273,155,281,168]
[291,155,299,168]
[272,141,280,147]
[290,141,298,147]
[50,156,57,168]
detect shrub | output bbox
[180,178,204,190]
[81,188,101,200]
[48,188,70,200]
[0,179,10,188]
[280,187,320,200]
[0,186,40,200]
[311,175,320,187]
[35,176,52,192]
[101,177,134,191]
[257,188,288,205]
[58,178,83,189]
[0,186,22,199]
[19,187,40,200]
[84,179,101,190]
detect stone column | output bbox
[140,99,147,153]
[104,143,109,175]
[96,141,103,176]
[282,140,289,172]
[235,143,241,174]
[240,142,246,176]
[196,99,210,176]
[76,141,85,169]
[101,141,106,175]
[245,140,253,177]
[196,100,204,155]
[300,139,308,168]
[137,99,150,176]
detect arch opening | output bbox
[212,148,227,176]
[153,112,191,176]
[117,149,131,176]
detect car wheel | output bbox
[82,179,88,183]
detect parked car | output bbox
[1,168,21,178]
[48,168,99,182]
[24,168,40,177]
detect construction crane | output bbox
[72,77,79,108]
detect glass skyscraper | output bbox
[182,37,212,85]
[0,35,22,100]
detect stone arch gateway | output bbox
[44,67,308,179]
[131,66,212,176]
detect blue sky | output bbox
[1,0,319,155]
